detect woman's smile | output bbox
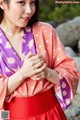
[22,17,30,23]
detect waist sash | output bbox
[4,89,58,118]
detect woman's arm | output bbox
[7,52,46,95]
[45,67,60,85]
[6,69,24,96]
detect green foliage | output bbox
[40,0,80,23]
[39,0,55,21]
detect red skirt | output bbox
[4,89,67,120]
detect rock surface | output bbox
[55,16,80,48]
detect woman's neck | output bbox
[0,21,23,36]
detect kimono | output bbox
[0,22,79,119]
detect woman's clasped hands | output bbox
[19,52,48,80]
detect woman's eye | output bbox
[18,1,25,5]
[31,0,35,5]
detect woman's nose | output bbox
[25,4,32,14]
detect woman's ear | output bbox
[0,0,3,9]
[0,0,7,10]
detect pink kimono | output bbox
[0,22,79,119]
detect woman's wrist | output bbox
[46,68,59,85]
[17,68,26,80]
[45,68,51,80]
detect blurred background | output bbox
[40,0,80,25]
[40,1,80,120]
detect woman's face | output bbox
[3,0,36,27]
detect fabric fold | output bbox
[0,75,8,109]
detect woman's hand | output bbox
[31,67,59,85]
[31,66,49,80]
[19,52,46,79]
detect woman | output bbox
[0,0,79,119]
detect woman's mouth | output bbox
[22,17,30,22]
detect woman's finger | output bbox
[35,63,46,74]
[26,52,35,58]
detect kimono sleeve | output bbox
[52,28,79,109]
[0,71,8,110]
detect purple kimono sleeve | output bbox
[56,74,71,110]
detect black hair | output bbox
[28,0,39,27]
[0,8,4,23]
[0,0,39,26]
